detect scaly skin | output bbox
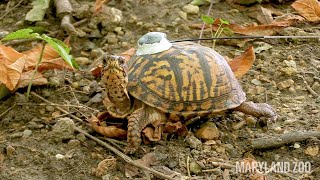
[234,101,277,122]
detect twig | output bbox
[198,0,214,44]
[298,75,319,98]
[16,102,98,112]
[251,131,320,149]
[31,92,86,123]
[30,92,175,180]
[0,0,24,20]
[210,162,235,169]
[0,103,16,120]
[187,155,191,177]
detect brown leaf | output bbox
[125,153,158,178]
[0,45,24,64]
[93,0,111,15]
[272,13,305,26]
[292,0,320,22]
[0,57,26,90]
[227,45,255,79]
[92,156,117,177]
[247,6,273,24]
[142,127,162,142]
[15,70,48,90]
[37,58,74,72]
[191,23,286,36]
[89,116,127,138]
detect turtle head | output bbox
[102,54,128,78]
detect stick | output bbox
[251,131,320,149]
[0,103,16,120]
[198,0,215,44]
[30,92,174,180]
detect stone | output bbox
[178,11,187,20]
[114,27,124,35]
[186,134,202,149]
[75,57,90,66]
[304,146,319,156]
[68,139,81,147]
[46,105,55,112]
[182,4,199,15]
[106,33,118,44]
[251,79,262,85]
[281,67,297,76]
[48,118,75,142]
[277,79,294,90]
[293,143,300,149]
[189,161,202,175]
[6,145,15,157]
[311,82,320,92]
[195,121,220,140]
[76,133,87,142]
[22,129,32,138]
[283,60,296,68]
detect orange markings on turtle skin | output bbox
[200,100,212,110]
[173,103,184,112]
[186,103,198,111]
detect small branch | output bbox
[26,42,46,101]
[210,162,235,169]
[251,131,320,149]
[187,155,191,177]
[298,75,319,98]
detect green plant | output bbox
[1,28,78,100]
[201,15,233,49]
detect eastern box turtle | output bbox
[102,32,277,153]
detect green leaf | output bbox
[201,15,214,25]
[220,18,230,25]
[41,34,78,69]
[1,28,40,41]
[222,28,234,36]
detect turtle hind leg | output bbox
[234,101,277,122]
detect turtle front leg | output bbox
[234,101,277,122]
[126,104,166,154]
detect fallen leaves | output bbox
[292,0,320,22]
[0,43,73,99]
[227,45,255,79]
[89,116,127,138]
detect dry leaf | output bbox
[247,6,273,24]
[0,45,24,64]
[142,126,162,142]
[15,70,48,90]
[92,156,117,177]
[249,173,267,180]
[227,45,255,79]
[37,58,73,72]
[93,0,111,15]
[0,57,26,90]
[89,116,127,138]
[125,152,158,178]
[292,0,320,22]
[272,13,305,26]
[304,145,319,156]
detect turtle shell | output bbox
[127,42,246,115]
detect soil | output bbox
[0,0,319,179]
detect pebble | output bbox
[114,27,124,35]
[46,105,55,112]
[48,77,61,87]
[48,118,75,142]
[251,79,262,86]
[182,4,199,15]
[27,121,43,129]
[55,154,65,159]
[277,79,294,90]
[293,143,300,149]
[68,139,81,147]
[106,33,118,44]
[283,60,296,68]
[75,57,91,66]
[178,11,187,20]
[6,145,15,157]
[195,121,220,140]
[189,161,202,175]
[311,82,320,92]
[186,134,202,149]
[281,67,297,76]
[22,129,32,138]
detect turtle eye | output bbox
[118,57,125,66]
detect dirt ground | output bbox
[0,0,319,179]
